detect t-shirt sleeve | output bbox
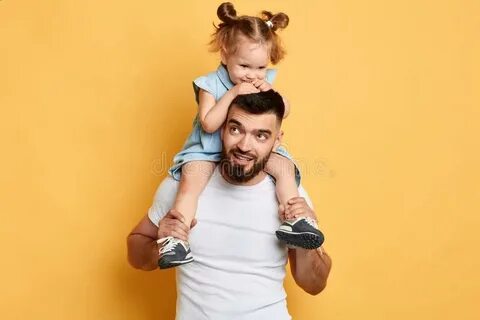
[297,184,314,209]
[265,68,278,85]
[193,73,217,104]
[147,177,179,226]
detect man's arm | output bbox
[288,247,332,295]
[282,197,332,295]
[127,210,195,271]
[127,215,160,271]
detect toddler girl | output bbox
[157,2,324,269]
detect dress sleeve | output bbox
[192,73,217,104]
[265,68,278,85]
[147,177,179,226]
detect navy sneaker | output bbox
[157,237,193,269]
[276,217,324,249]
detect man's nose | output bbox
[237,135,252,152]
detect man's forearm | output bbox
[127,233,159,271]
[290,248,332,295]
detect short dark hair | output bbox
[230,90,285,122]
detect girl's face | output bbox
[221,35,270,85]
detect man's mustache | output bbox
[229,148,257,161]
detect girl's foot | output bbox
[157,237,194,269]
[276,217,324,249]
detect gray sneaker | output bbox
[157,237,193,269]
[276,217,324,249]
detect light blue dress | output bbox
[169,64,300,184]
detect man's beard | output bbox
[219,147,270,183]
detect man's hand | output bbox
[252,79,272,92]
[282,197,318,222]
[281,198,331,295]
[233,82,260,96]
[157,209,197,241]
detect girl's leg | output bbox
[264,153,298,208]
[265,153,324,250]
[173,160,216,229]
[158,160,216,269]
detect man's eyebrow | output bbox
[256,129,272,135]
[227,119,242,126]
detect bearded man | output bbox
[127,90,332,320]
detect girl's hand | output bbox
[233,82,260,95]
[252,79,272,92]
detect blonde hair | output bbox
[209,2,289,65]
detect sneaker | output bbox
[157,236,193,269]
[276,217,324,249]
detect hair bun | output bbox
[261,11,289,32]
[217,2,237,24]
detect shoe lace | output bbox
[157,236,180,255]
[303,217,318,228]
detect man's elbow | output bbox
[127,253,155,271]
[126,235,157,271]
[303,281,327,296]
[295,273,329,296]
[129,260,157,271]
[127,256,144,270]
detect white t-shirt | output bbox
[148,167,313,320]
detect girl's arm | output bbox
[198,89,236,133]
[198,83,259,133]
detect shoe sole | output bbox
[276,230,324,249]
[158,257,194,270]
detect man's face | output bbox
[220,105,281,183]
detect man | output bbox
[127,90,332,319]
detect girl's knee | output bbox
[178,162,215,194]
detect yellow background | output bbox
[1,0,479,319]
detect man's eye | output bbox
[257,134,267,141]
[230,127,240,134]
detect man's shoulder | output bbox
[148,176,179,226]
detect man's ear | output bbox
[273,130,284,150]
